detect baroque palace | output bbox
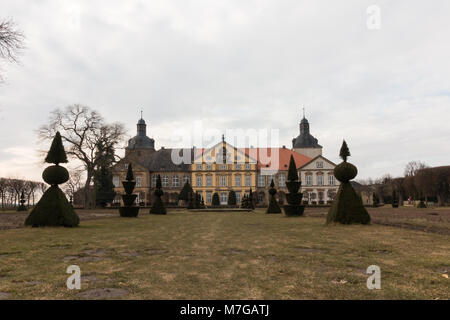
[111,114,339,206]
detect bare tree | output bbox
[404,161,427,177]
[24,180,39,206]
[38,104,126,208]
[0,18,25,80]
[63,168,84,201]
[0,178,7,209]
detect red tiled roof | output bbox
[244,147,311,171]
[193,143,311,171]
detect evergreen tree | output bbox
[241,195,248,209]
[326,141,370,224]
[248,188,255,210]
[187,191,195,209]
[267,179,281,214]
[178,181,193,202]
[228,190,237,206]
[94,140,116,207]
[212,192,220,206]
[25,132,79,227]
[150,174,167,214]
[392,190,399,208]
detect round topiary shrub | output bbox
[334,162,357,183]
[42,165,70,185]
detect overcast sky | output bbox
[1,0,449,181]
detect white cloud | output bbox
[0,0,449,180]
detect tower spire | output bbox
[302,107,305,119]
[140,109,143,119]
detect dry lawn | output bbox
[0,208,448,299]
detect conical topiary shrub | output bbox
[326,140,371,225]
[25,132,80,227]
[267,179,282,214]
[228,190,237,206]
[150,174,166,215]
[241,194,248,208]
[248,188,255,210]
[119,164,139,217]
[283,155,304,216]
[17,190,27,211]
[178,181,193,205]
[187,191,195,209]
[212,192,220,207]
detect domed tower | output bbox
[292,109,322,158]
[125,114,156,158]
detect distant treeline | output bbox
[358,162,450,206]
[0,178,47,209]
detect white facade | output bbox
[298,155,339,204]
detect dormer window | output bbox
[316,161,323,168]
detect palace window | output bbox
[162,175,169,187]
[258,175,265,187]
[151,175,157,187]
[206,164,212,170]
[196,164,202,170]
[258,193,264,203]
[173,175,180,187]
[113,176,119,188]
[220,192,228,204]
[235,164,241,170]
[183,176,190,184]
[221,176,227,187]
[196,176,203,187]
[317,175,323,186]
[245,175,251,187]
[278,174,286,187]
[206,175,212,186]
[316,161,323,168]
[268,175,275,186]
[235,175,241,187]
[306,175,312,186]
[206,192,212,203]
[136,176,142,187]
[236,192,241,203]
[245,163,251,170]
[221,164,227,170]
[329,175,335,186]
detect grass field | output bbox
[0,208,449,300]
